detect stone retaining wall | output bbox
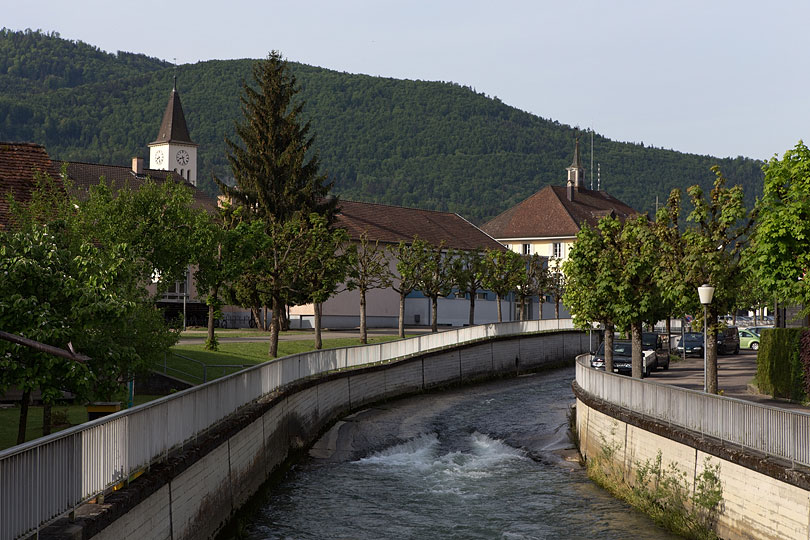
[575,383,810,540]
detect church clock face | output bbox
[176,149,189,166]
[154,150,164,165]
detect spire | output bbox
[150,80,195,146]
[565,132,585,191]
[570,134,582,169]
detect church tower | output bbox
[565,134,586,201]
[566,134,585,189]
[148,77,198,185]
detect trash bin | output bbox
[86,401,122,421]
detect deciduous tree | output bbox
[346,233,392,344]
[481,249,523,322]
[750,141,810,319]
[414,241,455,333]
[390,238,427,338]
[450,247,488,325]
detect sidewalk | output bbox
[651,349,809,411]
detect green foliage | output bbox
[655,169,754,392]
[214,51,334,222]
[413,241,455,332]
[514,254,549,320]
[751,141,810,314]
[345,233,392,343]
[0,30,765,224]
[481,249,523,322]
[588,437,723,540]
[755,328,807,401]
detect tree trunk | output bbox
[538,299,544,320]
[665,317,672,357]
[251,305,262,330]
[398,291,406,338]
[707,306,719,394]
[205,285,219,350]
[281,306,290,331]
[42,402,52,437]
[431,295,439,333]
[360,289,368,344]
[631,321,644,379]
[17,388,31,445]
[469,291,475,326]
[604,324,615,374]
[555,299,560,319]
[496,293,503,322]
[269,296,280,357]
[314,302,322,350]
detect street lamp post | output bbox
[698,284,715,393]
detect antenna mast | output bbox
[597,163,601,191]
[590,128,594,190]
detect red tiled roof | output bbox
[481,185,639,239]
[0,142,63,229]
[334,199,504,251]
[58,161,217,213]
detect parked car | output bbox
[739,328,760,350]
[590,339,657,377]
[748,326,772,336]
[674,332,705,357]
[717,326,740,355]
[642,331,669,370]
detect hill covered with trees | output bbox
[0,29,765,223]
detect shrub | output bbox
[756,328,807,401]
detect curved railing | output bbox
[575,356,810,468]
[0,318,574,540]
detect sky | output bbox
[6,0,809,160]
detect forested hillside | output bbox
[0,29,765,223]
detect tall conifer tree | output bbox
[216,50,335,221]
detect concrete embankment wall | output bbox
[74,330,587,540]
[575,386,810,540]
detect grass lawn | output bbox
[168,335,409,383]
[178,328,306,339]
[0,395,163,451]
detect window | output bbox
[522,243,530,255]
[476,292,488,300]
[553,242,562,259]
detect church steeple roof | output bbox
[150,77,196,146]
[570,135,583,169]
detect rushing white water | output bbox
[244,367,678,539]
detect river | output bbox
[243,366,676,539]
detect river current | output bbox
[243,366,676,539]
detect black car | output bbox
[675,332,705,357]
[717,326,740,355]
[590,340,656,377]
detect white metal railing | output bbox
[0,318,574,540]
[575,357,810,468]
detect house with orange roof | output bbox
[482,137,639,269]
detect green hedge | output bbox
[756,328,808,401]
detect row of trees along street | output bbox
[564,142,810,394]
[0,51,560,442]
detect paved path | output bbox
[648,348,809,411]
